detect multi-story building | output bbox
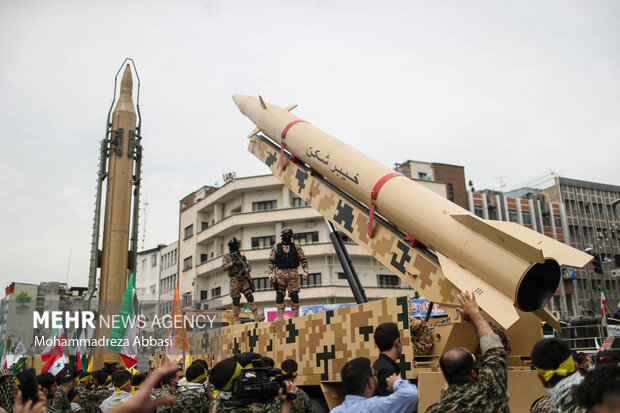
[177,172,455,313]
[1,282,86,353]
[469,176,620,318]
[539,177,620,315]
[395,160,469,210]
[135,241,178,333]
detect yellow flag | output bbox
[86,355,93,372]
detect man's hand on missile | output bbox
[457,290,493,338]
[302,272,309,281]
[456,290,479,321]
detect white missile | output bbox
[233,95,591,328]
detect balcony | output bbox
[196,206,321,244]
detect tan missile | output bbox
[233,94,592,328]
[96,65,137,364]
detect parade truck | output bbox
[161,96,593,412]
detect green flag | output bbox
[107,273,138,368]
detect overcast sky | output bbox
[1,0,618,293]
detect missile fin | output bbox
[284,104,298,112]
[258,95,267,109]
[436,251,520,329]
[533,307,561,331]
[247,127,261,138]
[451,214,545,264]
[484,220,593,268]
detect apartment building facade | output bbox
[177,174,451,313]
[135,241,179,332]
[395,160,469,210]
[469,177,620,318]
[1,282,86,353]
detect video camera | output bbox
[231,359,297,406]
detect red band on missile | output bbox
[369,172,403,238]
[280,120,306,170]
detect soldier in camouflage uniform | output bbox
[210,357,297,413]
[222,237,265,323]
[268,228,309,320]
[154,368,183,413]
[99,370,133,413]
[37,372,57,413]
[52,373,75,413]
[79,370,112,413]
[171,364,210,413]
[530,338,587,413]
[426,291,509,413]
[279,359,312,413]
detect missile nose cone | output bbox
[120,64,133,96]
[232,94,253,114]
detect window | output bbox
[200,290,208,301]
[182,292,192,308]
[418,172,428,180]
[522,211,531,225]
[292,197,308,207]
[251,235,276,249]
[474,206,484,218]
[201,222,208,231]
[200,254,208,263]
[211,287,221,298]
[151,255,157,268]
[253,277,270,291]
[183,256,193,271]
[337,272,347,279]
[300,273,321,287]
[184,224,194,239]
[447,183,454,202]
[293,231,319,245]
[508,210,518,223]
[252,200,277,211]
[554,215,563,228]
[141,258,147,271]
[377,274,400,288]
[150,285,156,295]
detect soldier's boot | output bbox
[233,305,241,324]
[292,309,299,318]
[276,308,285,321]
[252,309,265,322]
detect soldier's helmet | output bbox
[228,237,240,253]
[281,228,293,244]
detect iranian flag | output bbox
[41,327,66,376]
[600,287,608,327]
[76,330,88,371]
[107,273,139,369]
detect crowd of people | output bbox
[1,291,619,413]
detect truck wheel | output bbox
[310,397,329,413]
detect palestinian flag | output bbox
[600,287,608,327]
[107,273,139,369]
[41,327,66,376]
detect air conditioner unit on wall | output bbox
[611,269,620,278]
